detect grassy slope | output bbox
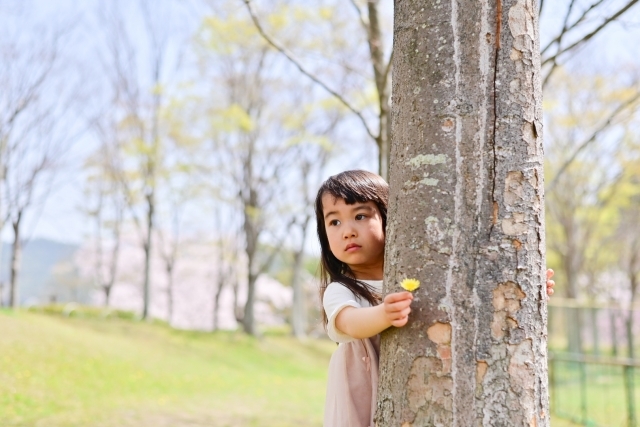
[1,309,580,427]
[0,310,334,427]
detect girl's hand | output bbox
[546,269,555,299]
[383,291,414,327]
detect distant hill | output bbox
[0,238,80,305]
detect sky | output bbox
[6,0,640,247]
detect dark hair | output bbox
[315,169,389,326]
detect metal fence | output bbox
[549,299,640,427]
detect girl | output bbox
[315,169,555,427]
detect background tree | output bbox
[287,124,334,339]
[244,0,640,178]
[154,96,203,324]
[84,136,125,307]
[196,5,345,335]
[544,71,640,350]
[377,1,547,425]
[211,212,242,331]
[97,0,191,319]
[539,0,640,87]
[0,7,80,308]
[243,0,392,178]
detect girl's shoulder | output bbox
[324,281,357,300]
[324,279,383,305]
[325,279,383,297]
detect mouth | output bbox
[345,244,361,252]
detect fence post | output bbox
[625,365,637,427]
[550,356,557,415]
[611,308,619,357]
[591,306,600,356]
[579,359,587,425]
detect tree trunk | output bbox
[241,178,259,335]
[9,213,23,309]
[627,267,638,358]
[213,279,223,331]
[104,211,121,308]
[377,1,548,425]
[103,285,111,307]
[243,271,257,335]
[166,263,174,325]
[142,191,154,320]
[367,0,392,181]
[291,217,310,339]
[233,278,243,325]
[212,245,230,332]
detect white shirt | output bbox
[322,279,383,343]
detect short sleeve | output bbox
[323,282,362,343]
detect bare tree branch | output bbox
[241,0,376,140]
[542,0,640,68]
[548,89,640,192]
[348,0,369,31]
[541,0,603,57]
[541,0,579,88]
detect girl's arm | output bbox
[334,292,413,339]
[334,270,554,341]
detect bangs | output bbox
[318,170,388,208]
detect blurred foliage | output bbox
[544,68,640,301]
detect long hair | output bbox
[315,170,389,326]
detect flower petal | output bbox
[400,278,420,292]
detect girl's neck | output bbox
[350,265,384,281]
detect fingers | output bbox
[384,291,414,304]
[384,292,413,326]
[384,298,413,316]
[545,269,555,297]
[546,276,555,297]
[546,284,555,297]
[391,316,409,327]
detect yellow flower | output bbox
[400,278,420,292]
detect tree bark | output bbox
[213,277,224,331]
[9,212,23,309]
[291,216,310,339]
[243,270,257,335]
[142,190,154,320]
[241,144,259,335]
[377,1,548,425]
[103,285,112,307]
[166,262,174,324]
[242,183,259,335]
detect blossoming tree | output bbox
[377,1,548,425]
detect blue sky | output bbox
[8,0,640,245]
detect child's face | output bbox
[321,194,385,280]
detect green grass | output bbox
[0,307,604,426]
[550,359,640,427]
[0,308,335,427]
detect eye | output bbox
[355,214,366,220]
[328,219,340,226]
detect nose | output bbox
[342,221,356,239]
